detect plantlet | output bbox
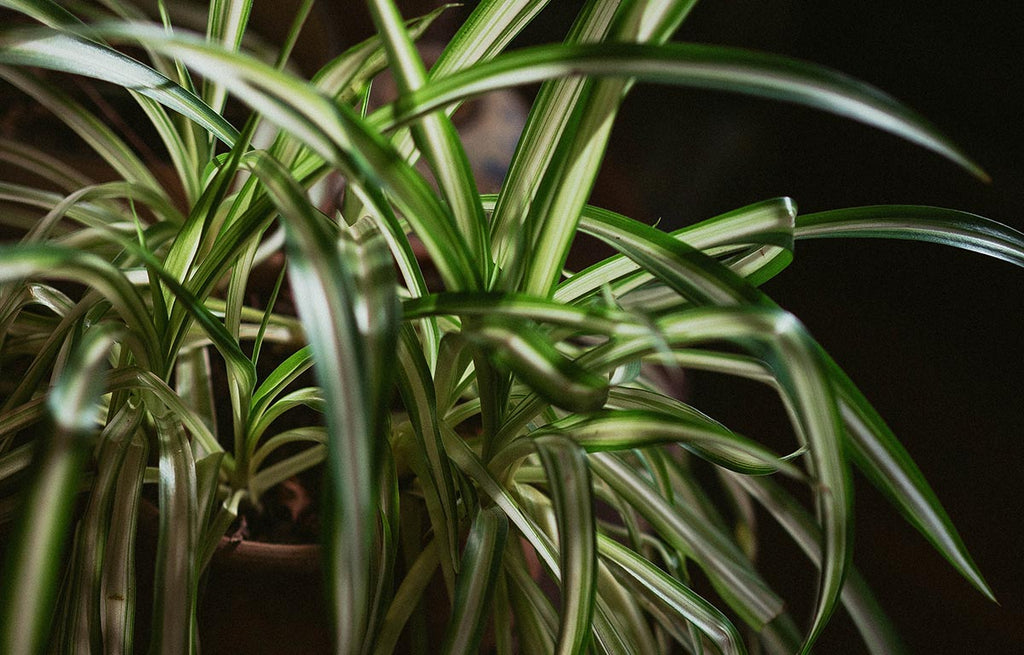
[0,1,1019,653]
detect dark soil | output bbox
[230,474,322,545]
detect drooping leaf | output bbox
[377,42,985,180]
[728,473,906,655]
[831,367,995,601]
[553,197,797,303]
[589,451,785,631]
[0,244,162,369]
[0,27,238,146]
[463,317,608,413]
[0,67,164,194]
[526,408,793,476]
[796,205,1024,269]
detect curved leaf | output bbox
[796,205,1024,268]
[574,305,850,649]
[599,535,748,655]
[657,344,996,605]
[0,28,238,146]
[252,153,385,651]
[728,473,906,654]
[464,317,608,413]
[590,451,785,631]
[0,244,161,369]
[832,368,995,601]
[404,290,649,338]
[377,42,985,179]
[554,197,797,304]
[529,408,793,476]
[0,67,163,194]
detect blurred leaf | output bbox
[372,541,440,655]
[0,324,116,655]
[253,153,383,651]
[101,429,147,654]
[146,397,199,654]
[0,0,82,27]
[66,402,144,652]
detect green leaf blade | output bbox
[465,318,609,414]
[535,435,597,655]
[441,507,509,655]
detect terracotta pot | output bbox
[136,501,332,654]
[198,538,330,654]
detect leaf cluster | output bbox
[0,1,1019,653]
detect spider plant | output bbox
[0,0,1019,653]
